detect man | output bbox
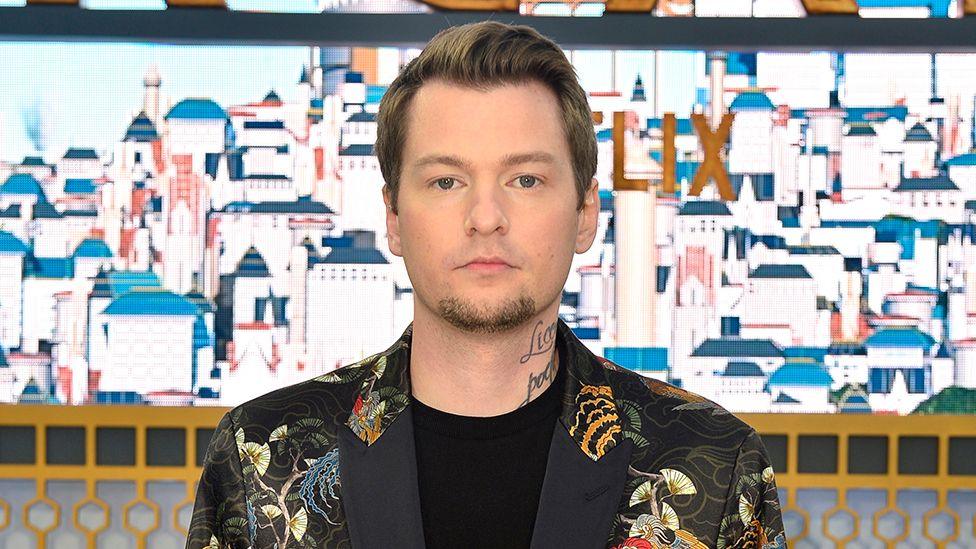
[186,20,786,549]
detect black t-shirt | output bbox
[410,345,566,549]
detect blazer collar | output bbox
[342,317,625,462]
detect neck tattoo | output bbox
[518,351,557,408]
[519,319,557,364]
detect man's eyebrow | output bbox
[411,154,469,171]
[410,151,557,171]
[501,151,558,167]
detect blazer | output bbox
[186,319,786,549]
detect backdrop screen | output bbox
[0,37,974,414]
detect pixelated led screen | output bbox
[0,1,974,414]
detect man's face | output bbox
[384,79,599,335]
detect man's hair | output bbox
[375,20,598,216]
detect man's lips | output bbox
[463,262,512,273]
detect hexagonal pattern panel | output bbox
[824,506,858,544]
[123,499,160,536]
[0,498,9,531]
[922,507,960,545]
[24,497,61,535]
[74,498,110,534]
[173,499,194,535]
[874,507,910,544]
[782,507,810,543]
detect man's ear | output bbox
[575,178,600,254]
[383,186,403,258]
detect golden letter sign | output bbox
[688,112,736,200]
[595,110,737,200]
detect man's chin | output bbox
[436,295,537,335]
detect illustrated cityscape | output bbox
[1,38,975,414]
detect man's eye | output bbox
[433,177,456,191]
[431,175,541,191]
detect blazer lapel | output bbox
[337,323,425,549]
[530,423,634,549]
[338,403,426,549]
[530,320,635,548]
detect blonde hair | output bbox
[375,20,597,215]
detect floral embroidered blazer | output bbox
[186,319,786,549]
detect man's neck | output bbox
[408,307,561,417]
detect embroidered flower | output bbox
[611,537,654,549]
[730,518,768,549]
[349,390,386,444]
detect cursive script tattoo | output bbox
[518,350,558,408]
[519,320,557,364]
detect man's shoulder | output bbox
[223,357,379,431]
[598,357,757,445]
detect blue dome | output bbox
[945,153,976,166]
[103,289,198,316]
[864,327,935,349]
[769,361,832,387]
[74,238,113,258]
[1,174,47,200]
[730,91,775,112]
[165,98,228,121]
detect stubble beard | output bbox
[437,292,538,335]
